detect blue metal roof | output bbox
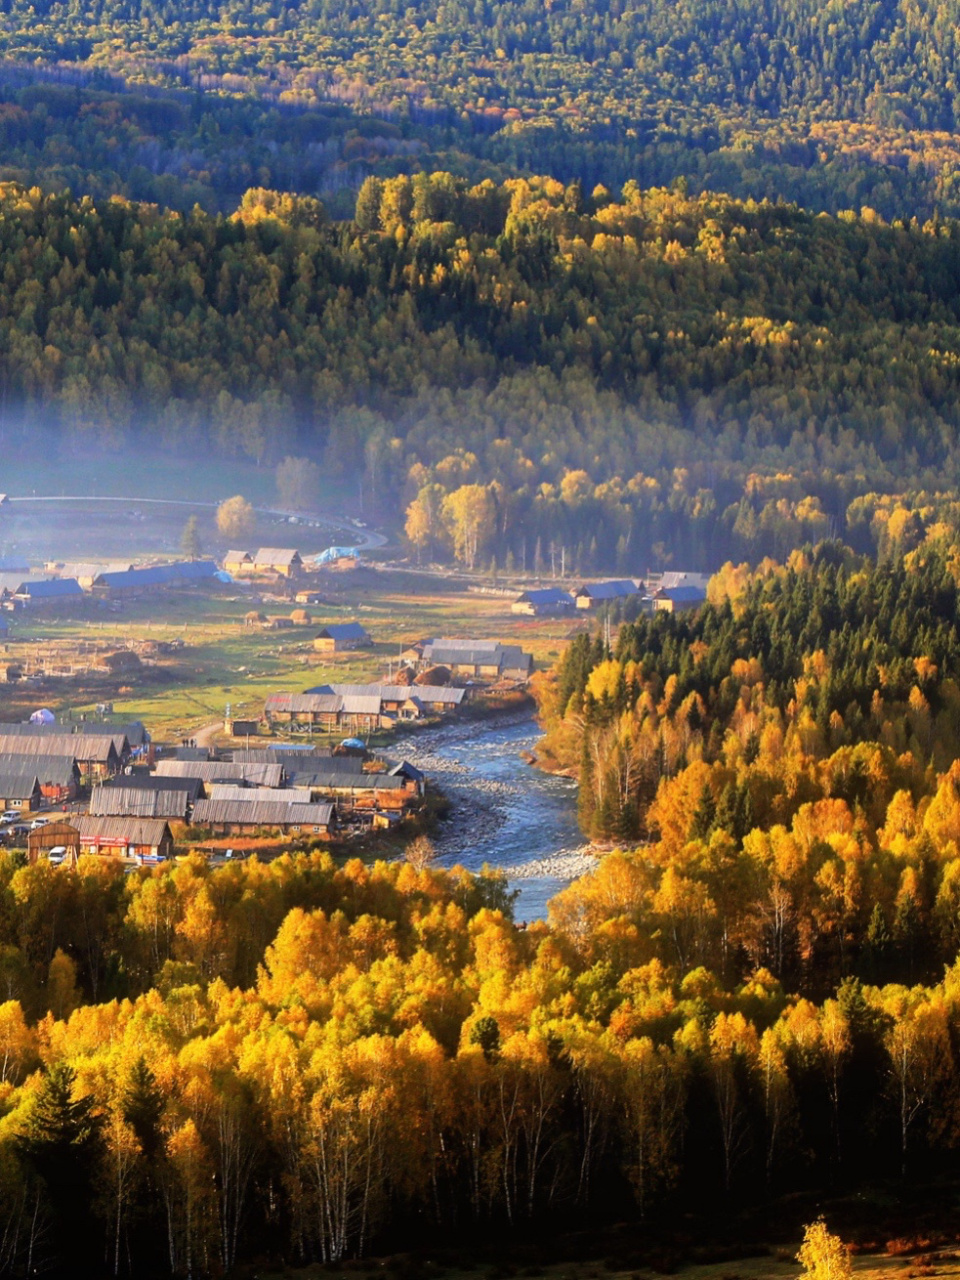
[17,578,83,597]
[657,585,706,602]
[316,622,370,640]
[516,587,574,604]
[577,579,639,600]
[96,561,217,589]
[178,560,218,580]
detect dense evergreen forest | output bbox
[9,0,960,220]
[6,175,960,566]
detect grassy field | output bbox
[0,569,583,740]
[0,445,588,741]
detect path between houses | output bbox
[193,721,223,750]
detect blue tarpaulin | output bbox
[313,547,359,565]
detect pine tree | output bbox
[735,783,754,841]
[123,1057,166,1165]
[180,515,201,560]
[713,783,739,836]
[470,1015,501,1061]
[16,1063,105,1276]
[860,902,892,985]
[893,895,923,983]
[577,734,597,836]
[690,783,716,841]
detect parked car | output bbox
[30,817,49,830]
[47,846,67,866]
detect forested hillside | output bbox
[3,807,960,1275]
[7,175,960,566]
[4,0,960,218]
[538,539,960,864]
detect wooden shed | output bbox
[252,548,302,578]
[224,551,253,577]
[263,692,342,730]
[313,622,372,653]
[27,821,81,865]
[74,816,174,863]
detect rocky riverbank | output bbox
[499,849,598,881]
[390,713,591,916]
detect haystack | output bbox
[416,665,451,685]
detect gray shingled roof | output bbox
[0,772,39,798]
[426,637,501,651]
[59,562,132,580]
[0,721,144,749]
[0,734,117,763]
[155,760,283,787]
[406,685,467,704]
[89,786,192,819]
[231,750,364,774]
[264,693,342,715]
[74,816,171,846]
[206,785,301,802]
[291,771,407,791]
[308,683,466,705]
[111,774,203,800]
[253,548,301,566]
[339,694,383,716]
[0,754,79,785]
[424,648,495,666]
[192,798,332,827]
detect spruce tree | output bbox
[122,1057,166,1164]
[860,901,892,985]
[690,783,716,841]
[16,1063,105,1276]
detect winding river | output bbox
[394,715,593,920]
